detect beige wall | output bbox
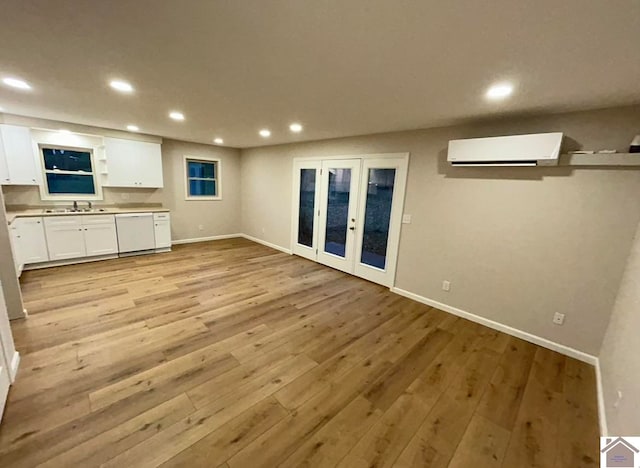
[599,220,640,435]
[240,105,640,356]
[160,139,241,241]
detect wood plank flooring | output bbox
[0,238,600,467]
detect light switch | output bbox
[402,214,412,224]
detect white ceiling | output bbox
[0,1,638,148]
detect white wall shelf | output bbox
[559,153,640,167]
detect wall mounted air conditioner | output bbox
[447,132,563,167]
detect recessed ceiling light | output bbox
[485,82,514,100]
[59,129,71,134]
[2,77,31,90]
[109,80,134,93]
[289,123,303,133]
[169,111,185,121]
[213,138,223,145]
[259,129,271,138]
[127,125,139,132]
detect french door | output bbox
[292,154,408,287]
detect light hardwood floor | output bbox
[0,238,599,467]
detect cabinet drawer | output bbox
[153,212,170,220]
[82,215,115,225]
[43,216,82,227]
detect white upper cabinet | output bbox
[103,137,163,188]
[0,131,9,184]
[0,125,38,186]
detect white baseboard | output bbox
[390,287,597,366]
[9,351,19,382]
[171,233,292,255]
[240,234,292,255]
[172,234,242,245]
[595,359,608,436]
[24,254,119,270]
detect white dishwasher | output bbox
[115,213,156,255]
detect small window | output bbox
[185,157,221,200]
[40,146,98,198]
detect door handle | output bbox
[349,226,355,231]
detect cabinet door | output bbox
[16,218,49,264]
[44,216,86,260]
[0,125,38,185]
[0,350,9,423]
[154,219,171,248]
[103,138,163,188]
[0,130,10,184]
[8,225,23,276]
[0,283,17,383]
[82,216,118,256]
[137,142,163,188]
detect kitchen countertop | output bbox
[6,207,169,225]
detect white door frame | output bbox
[290,153,409,287]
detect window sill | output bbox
[185,196,222,201]
[40,194,103,202]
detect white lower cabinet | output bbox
[9,217,49,274]
[82,215,118,256]
[44,216,86,261]
[8,224,22,276]
[11,211,169,274]
[14,218,49,264]
[44,215,119,261]
[153,212,171,249]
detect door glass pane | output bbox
[324,168,351,257]
[298,168,316,247]
[361,168,396,269]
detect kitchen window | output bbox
[39,145,100,200]
[185,157,221,200]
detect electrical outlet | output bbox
[553,312,565,325]
[402,214,412,224]
[198,224,204,231]
[442,280,451,292]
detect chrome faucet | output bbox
[87,201,92,210]
[73,201,78,211]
